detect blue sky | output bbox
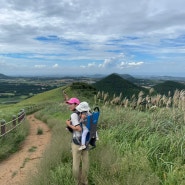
[0,0,185,77]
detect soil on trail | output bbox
[0,114,51,185]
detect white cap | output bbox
[76,102,90,112]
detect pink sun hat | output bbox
[66,97,80,105]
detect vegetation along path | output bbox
[0,114,51,185]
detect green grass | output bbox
[0,95,29,104]
[0,104,24,121]
[0,119,29,161]
[18,87,64,105]
[26,103,185,185]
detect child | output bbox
[79,111,89,150]
[75,102,91,150]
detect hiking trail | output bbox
[0,114,51,185]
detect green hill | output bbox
[119,73,138,83]
[153,80,185,96]
[93,73,148,98]
[18,82,97,106]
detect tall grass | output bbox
[0,104,24,121]
[28,104,76,185]
[26,101,185,185]
[98,106,185,185]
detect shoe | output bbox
[79,145,86,150]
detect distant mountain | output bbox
[0,73,10,79]
[153,80,185,96]
[119,74,138,82]
[93,73,148,98]
[152,76,185,81]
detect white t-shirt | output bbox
[71,112,81,138]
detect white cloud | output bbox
[34,65,46,69]
[99,58,114,68]
[0,61,6,65]
[80,62,96,68]
[80,65,86,68]
[119,61,144,69]
[98,53,145,70]
[87,62,96,67]
[52,63,59,68]
[128,62,144,66]
[0,0,185,76]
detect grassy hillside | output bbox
[18,87,63,105]
[1,79,185,184]
[153,80,185,96]
[27,94,185,185]
[0,82,96,127]
[17,82,97,108]
[93,73,148,98]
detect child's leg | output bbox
[81,129,89,145]
[96,131,99,140]
[96,131,98,138]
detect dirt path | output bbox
[0,114,51,185]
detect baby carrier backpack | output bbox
[85,107,100,149]
[67,107,100,149]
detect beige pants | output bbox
[71,142,89,185]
